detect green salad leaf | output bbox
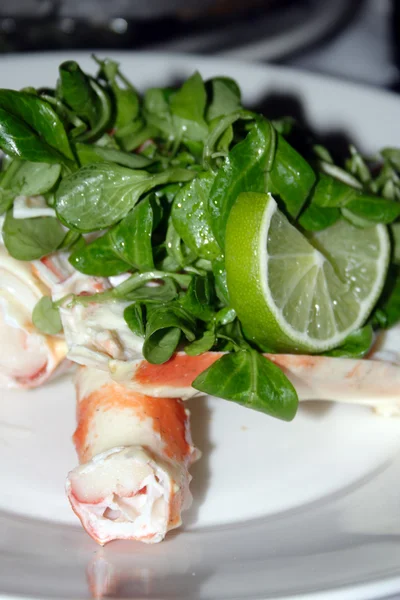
[110,197,154,270]
[76,143,153,169]
[0,160,61,215]
[3,210,65,260]
[172,171,221,259]
[55,163,194,231]
[269,132,316,218]
[59,61,100,127]
[94,56,140,130]
[32,296,63,335]
[143,304,197,364]
[185,328,216,356]
[170,72,209,142]
[124,303,146,337]
[69,234,130,276]
[323,324,374,358]
[206,77,242,121]
[208,117,276,246]
[193,349,298,421]
[0,90,74,163]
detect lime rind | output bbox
[225,192,390,353]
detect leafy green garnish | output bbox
[193,349,298,421]
[94,56,140,131]
[0,160,61,215]
[124,303,146,337]
[0,90,74,163]
[143,304,197,364]
[55,164,194,231]
[180,275,215,322]
[7,160,60,196]
[110,198,154,270]
[59,61,100,128]
[185,328,216,356]
[32,296,63,335]
[208,117,276,246]
[69,234,130,276]
[343,196,400,225]
[373,266,400,329]
[172,171,221,259]
[299,203,340,231]
[3,210,65,260]
[269,131,316,219]
[323,325,373,358]
[76,143,153,169]
[206,77,242,121]
[170,72,209,142]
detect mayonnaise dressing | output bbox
[61,299,144,368]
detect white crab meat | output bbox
[0,247,66,388]
[66,367,198,545]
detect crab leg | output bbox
[107,349,400,416]
[66,366,198,545]
[0,247,67,389]
[0,240,114,390]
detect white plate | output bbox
[1,52,400,600]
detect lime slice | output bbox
[225,192,390,353]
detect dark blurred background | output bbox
[0,0,399,90]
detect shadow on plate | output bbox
[299,399,334,419]
[251,90,356,161]
[182,396,214,527]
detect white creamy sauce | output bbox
[61,299,144,368]
[68,346,110,371]
[76,367,116,399]
[32,253,74,289]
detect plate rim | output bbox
[2,48,400,105]
[1,50,400,600]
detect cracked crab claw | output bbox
[0,247,67,389]
[66,367,198,545]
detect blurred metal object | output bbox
[290,0,397,87]
[57,0,214,19]
[160,0,356,61]
[0,0,355,61]
[0,0,54,18]
[392,0,400,89]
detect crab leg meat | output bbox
[66,366,198,545]
[108,349,400,416]
[0,248,67,389]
